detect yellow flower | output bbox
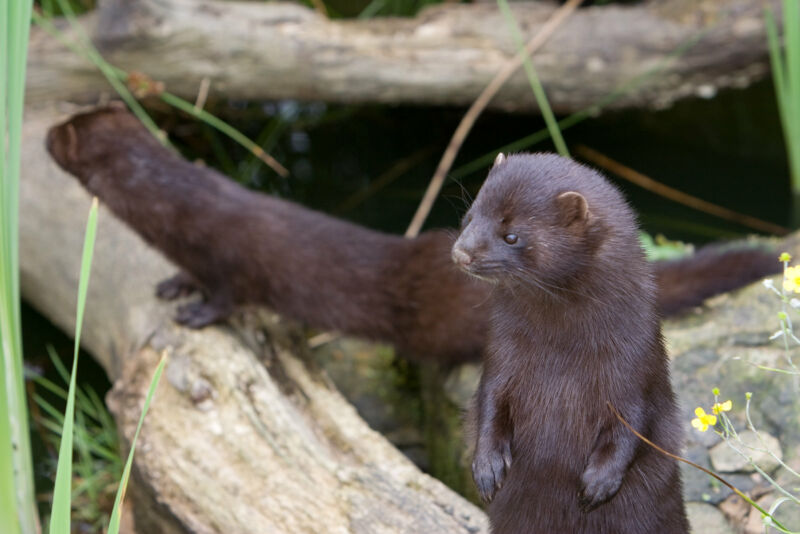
[780,252,792,263]
[712,400,732,414]
[691,407,717,432]
[783,265,800,294]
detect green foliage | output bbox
[1,1,37,532]
[496,0,569,157]
[40,199,165,534]
[638,233,692,262]
[36,0,94,17]
[766,2,800,227]
[106,354,166,534]
[357,0,440,18]
[34,348,121,531]
[49,199,98,533]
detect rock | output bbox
[709,430,782,474]
[743,494,800,534]
[718,494,749,526]
[686,502,735,534]
[680,445,758,504]
[770,497,800,533]
[443,363,481,409]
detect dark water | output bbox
[163,78,790,244]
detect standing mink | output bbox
[452,153,688,533]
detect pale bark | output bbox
[19,104,488,533]
[27,0,778,113]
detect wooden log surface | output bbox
[27,0,779,113]
[19,103,488,533]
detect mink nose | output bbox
[452,246,473,267]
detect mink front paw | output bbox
[156,272,199,301]
[472,439,512,503]
[578,463,623,512]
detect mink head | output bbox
[452,153,623,290]
[45,103,148,190]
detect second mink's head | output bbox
[452,152,635,290]
[46,103,156,192]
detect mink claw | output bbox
[174,300,232,329]
[578,468,622,513]
[472,440,512,503]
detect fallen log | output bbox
[27,0,778,113]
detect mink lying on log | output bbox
[46,106,779,364]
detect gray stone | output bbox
[443,363,481,409]
[709,430,783,474]
[681,445,755,504]
[686,502,735,534]
[770,497,800,533]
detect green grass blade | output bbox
[107,353,168,534]
[358,0,386,19]
[1,1,37,532]
[49,198,99,534]
[159,92,289,177]
[0,2,23,526]
[33,10,288,177]
[496,0,569,157]
[766,8,789,143]
[31,375,69,400]
[783,0,800,193]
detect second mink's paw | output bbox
[156,272,199,300]
[174,300,232,329]
[472,439,512,503]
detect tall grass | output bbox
[33,5,289,178]
[49,200,99,532]
[0,1,37,533]
[34,347,122,531]
[2,4,163,531]
[766,1,800,228]
[496,0,569,157]
[45,197,167,533]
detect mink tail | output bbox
[654,245,780,316]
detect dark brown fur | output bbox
[452,153,688,533]
[45,106,778,366]
[46,106,487,364]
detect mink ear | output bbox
[64,123,80,164]
[46,122,80,168]
[556,191,590,228]
[493,153,506,167]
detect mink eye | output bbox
[503,233,518,245]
